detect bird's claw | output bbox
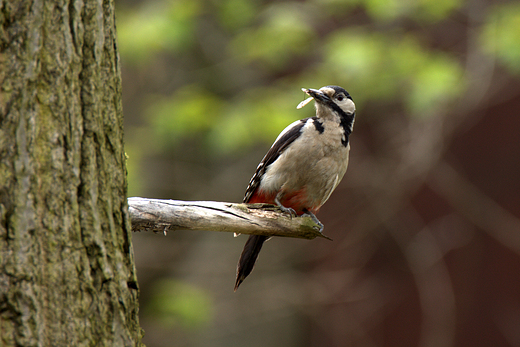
[312,220,324,233]
[279,205,297,219]
[303,210,324,232]
[274,197,297,218]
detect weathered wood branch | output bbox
[128,197,331,240]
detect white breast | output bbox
[259,119,350,208]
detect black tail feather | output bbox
[234,235,268,291]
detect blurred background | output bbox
[117,0,520,346]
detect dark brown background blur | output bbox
[118,0,520,345]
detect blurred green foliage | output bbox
[118,0,520,196]
[481,2,520,74]
[358,0,462,22]
[230,3,317,70]
[118,0,202,63]
[323,30,465,116]
[145,279,213,329]
[149,85,225,148]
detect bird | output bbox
[234,85,356,291]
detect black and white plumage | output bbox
[235,85,356,291]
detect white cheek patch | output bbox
[296,97,313,109]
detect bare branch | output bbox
[128,197,331,240]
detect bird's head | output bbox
[298,85,355,121]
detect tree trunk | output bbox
[0,0,142,346]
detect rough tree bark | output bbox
[0,0,142,346]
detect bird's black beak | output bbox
[303,88,331,104]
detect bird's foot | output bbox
[279,204,297,218]
[275,197,297,218]
[303,209,324,233]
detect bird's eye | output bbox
[337,95,344,101]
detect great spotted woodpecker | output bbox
[234,85,356,291]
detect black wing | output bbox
[243,118,308,203]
